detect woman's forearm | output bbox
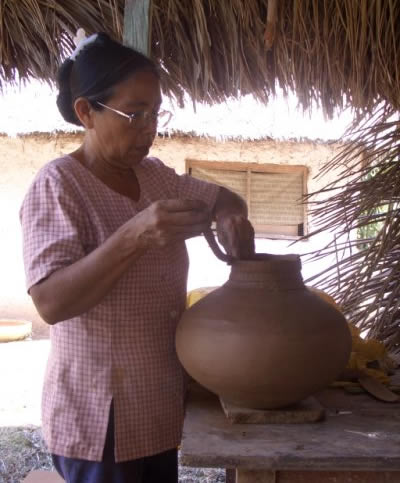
[29,199,211,324]
[211,186,255,259]
[29,224,144,325]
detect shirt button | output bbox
[170,310,178,319]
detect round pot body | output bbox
[176,255,351,409]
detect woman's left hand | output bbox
[216,213,255,260]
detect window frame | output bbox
[186,159,309,239]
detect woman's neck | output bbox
[71,142,141,201]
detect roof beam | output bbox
[123,0,152,56]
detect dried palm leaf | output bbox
[304,106,400,352]
[1,1,399,116]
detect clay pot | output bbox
[176,254,352,409]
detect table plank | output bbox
[181,384,400,471]
[236,470,400,483]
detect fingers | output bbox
[167,210,211,226]
[217,221,239,258]
[130,200,212,250]
[156,199,208,213]
[152,199,211,226]
[145,222,211,248]
[216,215,255,260]
[168,222,213,239]
[239,221,255,259]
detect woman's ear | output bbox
[73,97,95,129]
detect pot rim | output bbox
[232,253,301,265]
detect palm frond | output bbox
[304,108,400,352]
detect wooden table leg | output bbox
[236,469,276,482]
[226,468,236,483]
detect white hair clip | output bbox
[70,29,98,61]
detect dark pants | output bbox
[52,404,178,483]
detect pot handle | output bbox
[203,227,233,264]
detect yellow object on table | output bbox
[307,287,394,385]
[186,287,218,308]
[186,286,396,386]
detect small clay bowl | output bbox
[0,319,32,342]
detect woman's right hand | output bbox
[122,199,212,252]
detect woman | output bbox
[20,32,254,482]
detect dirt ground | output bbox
[0,340,51,482]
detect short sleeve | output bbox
[147,157,220,210]
[20,170,86,291]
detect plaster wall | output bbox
[0,133,343,337]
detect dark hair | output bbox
[56,32,159,126]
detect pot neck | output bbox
[227,254,305,289]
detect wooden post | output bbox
[123,0,152,55]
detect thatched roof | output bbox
[1,1,399,117]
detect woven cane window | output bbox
[186,159,308,238]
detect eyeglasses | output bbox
[96,102,172,128]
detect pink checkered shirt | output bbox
[20,155,219,462]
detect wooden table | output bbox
[180,384,400,482]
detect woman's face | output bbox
[92,70,162,167]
